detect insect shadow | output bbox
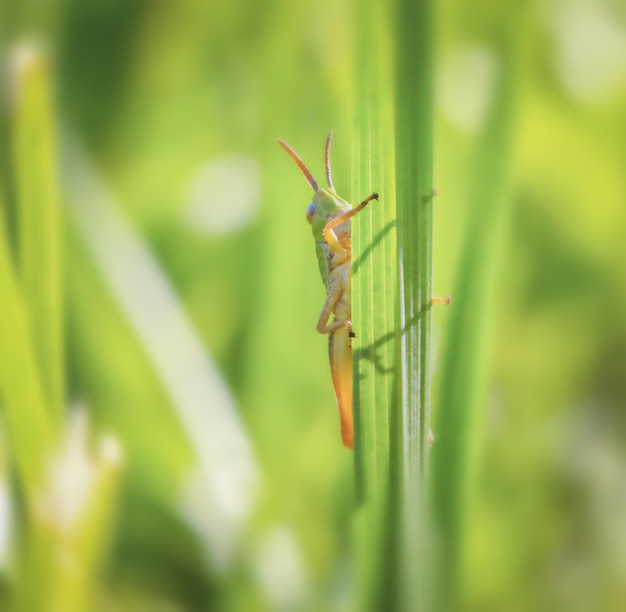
[352,220,395,275]
[353,309,431,379]
[352,218,437,378]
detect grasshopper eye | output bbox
[306,203,316,224]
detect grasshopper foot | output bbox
[345,321,357,338]
[432,295,452,305]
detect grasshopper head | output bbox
[279,131,351,243]
[307,188,351,242]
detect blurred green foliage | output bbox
[0,0,624,610]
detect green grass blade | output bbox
[352,0,435,608]
[3,48,125,611]
[392,0,435,607]
[12,46,64,430]
[430,36,520,611]
[352,0,397,606]
[0,194,54,510]
[18,415,124,612]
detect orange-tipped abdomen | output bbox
[328,326,353,448]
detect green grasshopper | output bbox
[279,132,378,449]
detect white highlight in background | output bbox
[184,155,261,236]
[550,0,626,102]
[0,483,10,569]
[439,45,497,134]
[252,525,308,611]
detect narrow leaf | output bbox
[352,0,397,605]
[0,194,54,510]
[392,0,436,607]
[353,0,436,608]
[12,46,64,429]
[430,34,521,611]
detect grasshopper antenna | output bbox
[278,139,319,192]
[324,131,335,192]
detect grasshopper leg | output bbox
[432,295,452,305]
[316,280,351,334]
[323,193,379,257]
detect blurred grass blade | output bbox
[352,0,397,606]
[12,46,64,430]
[18,412,124,612]
[0,194,54,511]
[431,36,520,611]
[62,139,259,569]
[0,46,57,505]
[51,432,123,612]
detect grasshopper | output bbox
[279,132,378,449]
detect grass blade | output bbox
[12,46,64,430]
[0,193,54,510]
[430,35,520,611]
[392,0,436,607]
[352,0,397,606]
[18,413,124,612]
[352,0,435,608]
[3,47,125,611]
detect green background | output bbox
[0,0,625,609]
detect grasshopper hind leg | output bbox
[316,279,351,335]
